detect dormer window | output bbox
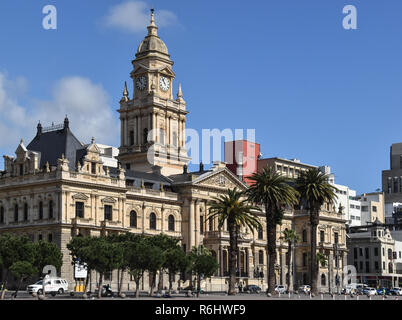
[91,163,96,175]
[19,164,24,176]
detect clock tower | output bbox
[118,9,190,176]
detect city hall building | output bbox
[0,11,347,293]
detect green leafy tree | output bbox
[247,167,299,294]
[295,168,337,295]
[9,261,37,298]
[280,229,300,293]
[164,246,189,295]
[0,234,36,300]
[208,187,261,295]
[89,237,124,299]
[143,238,165,296]
[67,236,94,294]
[148,233,180,292]
[188,245,219,297]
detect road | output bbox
[2,291,401,300]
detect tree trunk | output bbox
[84,269,90,293]
[13,278,23,299]
[149,272,156,296]
[118,269,124,296]
[228,221,238,295]
[97,273,103,299]
[266,215,277,294]
[287,242,292,293]
[135,278,140,298]
[158,269,163,292]
[0,271,8,300]
[310,207,319,295]
[168,273,173,295]
[196,274,201,298]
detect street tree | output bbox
[208,187,261,295]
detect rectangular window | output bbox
[303,253,307,267]
[365,248,369,259]
[48,233,53,242]
[375,261,379,271]
[359,261,363,270]
[354,248,358,259]
[75,202,84,218]
[334,232,339,244]
[91,163,96,175]
[104,205,112,221]
[320,230,325,243]
[200,216,204,234]
[365,261,370,273]
[374,248,379,256]
[372,206,377,212]
[359,248,363,257]
[129,130,134,146]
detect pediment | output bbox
[159,66,175,77]
[194,168,248,191]
[101,196,116,204]
[133,65,149,74]
[72,193,89,201]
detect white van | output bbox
[27,277,69,295]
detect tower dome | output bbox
[136,9,169,58]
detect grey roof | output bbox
[27,126,83,170]
[125,169,172,184]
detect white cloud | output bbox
[103,1,178,33]
[0,73,119,153]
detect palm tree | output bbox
[280,229,300,293]
[208,187,262,295]
[247,167,299,295]
[295,168,337,295]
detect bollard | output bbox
[321,294,323,300]
[288,292,291,299]
[357,295,359,300]
[344,294,347,300]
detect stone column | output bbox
[328,252,334,294]
[189,199,195,249]
[219,245,223,277]
[195,200,200,246]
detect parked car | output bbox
[390,287,402,296]
[244,285,261,294]
[376,287,391,295]
[298,285,311,294]
[275,285,286,294]
[27,278,69,295]
[363,287,377,296]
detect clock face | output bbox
[159,76,170,92]
[136,76,147,91]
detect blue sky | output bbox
[0,0,401,194]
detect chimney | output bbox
[183,164,188,174]
[64,116,69,130]
[199,162,204,172]
[37,122,42,136]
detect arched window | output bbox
[259,250,264,265]
[0,206,4,224]
[24,203,28,221]
[321,274,326,286]
[39,201,43,220]
[149,212,156,230]
[302,229,307,242]
[130,211,137,228]
[49,200,54,219]
[168,214,175,231]
[14,204,19,222]
[258,226,263,240]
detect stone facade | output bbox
[0,11,347,294]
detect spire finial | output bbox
[91,137,95,144]
[123,81,129,98]
[176,83,185,102]
[147,7,158,35]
